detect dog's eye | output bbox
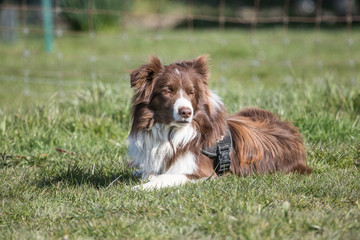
[162,87,173,95]
[189,89,195,95]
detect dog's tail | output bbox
[291,163,313,175]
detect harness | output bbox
[201,129,232,175]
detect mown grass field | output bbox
[1,29,360,239]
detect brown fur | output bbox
[228,108,311,175]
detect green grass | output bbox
[1,29,360,239]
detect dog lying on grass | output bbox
[127,56,312,189]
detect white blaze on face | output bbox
[173,90,193,123]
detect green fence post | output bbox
[41,0,54,53]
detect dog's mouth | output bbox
[171,120,191,127]
[177,120,190,124]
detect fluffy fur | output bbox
[127,56,312,189]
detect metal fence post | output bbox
[41,0,54,53]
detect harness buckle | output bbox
[215,143,231,175]
[201,129,232,176]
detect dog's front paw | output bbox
[131,174,189,190]
[131,181,160,190]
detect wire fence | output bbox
[0,0,359,101]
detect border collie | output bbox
[127,56,312,189]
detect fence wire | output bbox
[0,0,358,101]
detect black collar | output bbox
[201,129,232,175]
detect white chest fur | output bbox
[127,123,198,179]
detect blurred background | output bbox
[0,0,359,109]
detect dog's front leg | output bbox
[132,170,143,179]
[132,174,190,190]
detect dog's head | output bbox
[130,55,210,131]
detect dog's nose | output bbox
[178,107,192,119]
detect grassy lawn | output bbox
[0,29,360,239]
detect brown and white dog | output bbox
[127,56,312,189]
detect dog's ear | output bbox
[130,56,163,105]
[192,55,209,83]
[130,56,163,89]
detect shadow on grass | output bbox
[37,164,140,189]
